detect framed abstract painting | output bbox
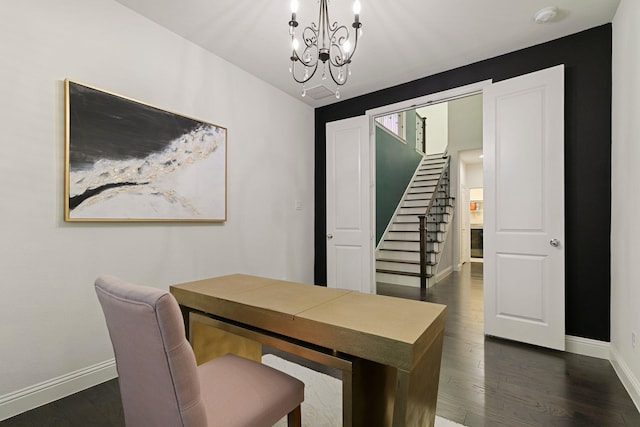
[64,79,227,222]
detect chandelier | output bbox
[288,0,362,98]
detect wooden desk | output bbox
[170,274,446,427]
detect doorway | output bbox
[372,91,484,291]
[459,149,484,264]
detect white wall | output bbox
[466,164,483,189]
[0,0,314,417]
[416,103,448,154]
[611,0,640,408]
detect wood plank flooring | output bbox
[2,262,639,426]
[378,262,640,426]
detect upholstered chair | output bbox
[95,275,304,427]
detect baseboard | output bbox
[610,345,640,412]
[564,335,610,360]
[435,265,453,283]
[0,359,117,421]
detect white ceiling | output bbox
[114,0,620,108]
[460,149,484,165]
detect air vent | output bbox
[306,85,334,100]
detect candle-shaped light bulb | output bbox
[353,0,361,15]
[343,40,352,53]
[290,0,299,25]
[292,38,299,51]
[353,0,361,23]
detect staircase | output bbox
[376,153,454,289]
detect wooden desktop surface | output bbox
[170,274,446,370]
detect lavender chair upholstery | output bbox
[95,275,304,427]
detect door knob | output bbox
[549,239,560,247]
[327,234,333,239]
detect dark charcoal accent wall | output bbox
[315,24,612,342]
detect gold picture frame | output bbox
[64,79,227,222]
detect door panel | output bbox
[496,253,546,322]
[326,116,373,293]
[335,246,363,290]
[496,90,544,231]
[334,128,364,229]
[483,65,565,350]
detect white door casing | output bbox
[483,65,565,350]
[326,116,373,293]
[460,185,470,264]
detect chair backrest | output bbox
[95,275,207,427]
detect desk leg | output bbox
[342,364,353,427]
[393,330,444,427]
[351,329,444,427]
[351,358,396,426]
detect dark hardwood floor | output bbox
[2,263,639,426]
[378,262,640,426]
[1,379,124,427]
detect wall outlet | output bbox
[633,331,637,349]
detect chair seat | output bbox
[198,354,304,427]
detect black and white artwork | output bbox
[64,79,226,222]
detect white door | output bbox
[460,185,470,264]
[483,65,565,350]
[326,116,373,293]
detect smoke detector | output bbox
[534,6,558,24]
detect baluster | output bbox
[418,214,427,295]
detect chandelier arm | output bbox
[328,25,351,67]
[291,24,319,68]
[302,24,318,48]
[334,23,361,66]
[327,61,348,86]
[348,22,361,59]
[291,46,319,68]
[290,60,319,84]
[329,25,349,67]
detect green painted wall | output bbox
[375,111,422,243]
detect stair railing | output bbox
[418,157,451,295]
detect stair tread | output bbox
[376,248,441,254]
[397,213,449,217]
[388,232,419,235]
[377,258,437,266]
[376,269,434,278]
[388,230,442,234]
